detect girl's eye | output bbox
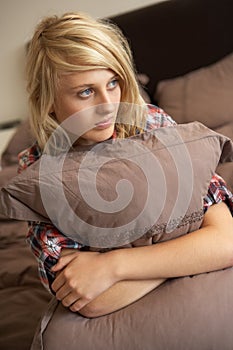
[78,88,93,98]
[108,78,119,89]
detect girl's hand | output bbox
[51,250,118,312]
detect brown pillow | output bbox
[154,53,233,129]
[30,267,233,350]
[215,121,233,191]
[1,118,35,168]
[0,122,232,249]
[0,165,19,220]
[0,165,18,188]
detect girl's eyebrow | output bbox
[70,83,94,90]
[69,74,119,91]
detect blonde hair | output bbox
[26,12,146,149]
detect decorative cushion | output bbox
[0,122,232,250]
[154,53,233,129]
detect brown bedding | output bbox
[0,168,51,350]
[0,220,51,350]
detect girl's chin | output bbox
[77,126,115,145]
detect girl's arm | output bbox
[53,248,166,317]
[114,201,233,281]
[79,279,165,318]
[52,201,233,317]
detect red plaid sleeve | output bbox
[203,174,233,215]
[18,144,41,174]
[146,104,177,129]
[27,222,84,292]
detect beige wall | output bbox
[0,0,166,124]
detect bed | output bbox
[0,0,233,349]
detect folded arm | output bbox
[79,279,165,318]
[52,201,233,317]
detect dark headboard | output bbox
[110,0,233,101]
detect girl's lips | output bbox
[95,117,114,129]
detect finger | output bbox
[55,284,72,301]
[51,273,66,292]
[61,293,80,308]
[51,252,78,272]
[70,298,89,313]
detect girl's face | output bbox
[52,69,121,145]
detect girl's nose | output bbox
[95,93,116,116]
[95,102,116,116]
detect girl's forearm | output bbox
[111,202,233,282]
[79,278,165,318]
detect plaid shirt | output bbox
[18,105,233,291]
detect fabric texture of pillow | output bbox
[154,53,233,129]
[0,122,232,250]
